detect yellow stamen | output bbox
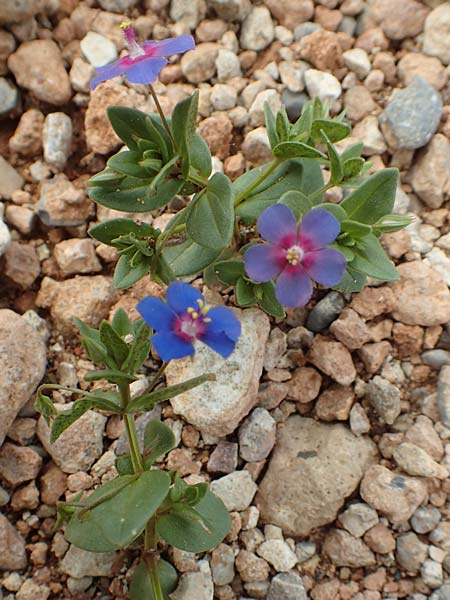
[191,311,199,319]
[204,317,212,323]
[120,20,132,29]
[187,307,194,314]
[196,299,204,309]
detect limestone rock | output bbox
[180,43,220,83]
[397,52,447,90]
[410,134,450,208]
[171,560,214,600]
[38,174,92,227]
[0,309,46,447]
[238,408,276,462]
[257,416,377,536]
[43,112,73,170]
[210,470,258,511]
[60,545,117,577]
[166,309,270,436]
[240,6,274,51]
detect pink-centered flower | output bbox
[244,204,346,307]
[90,22,195,89]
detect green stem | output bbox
[148,84,175,147]
[145,362,169,396]
[145,519,164,600]
[118,383,144,473]
[234,158,281,207]
[188,169,209,188]
[308,182,333,204]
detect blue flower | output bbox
[137,282,241,361]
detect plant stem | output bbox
[145,362,169,395]
[145,519,164,600]
[148,84,175,147]
[308,182,334,204]
[118,382,144,473]
[234,158,281,207]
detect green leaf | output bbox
[171,91,199,160]
[190,133,212,178]
[157,489,230,553]
[113,253,153,290]
[89,178,183,213]
[127,374,215,414]
[84,369,137,384]
[343,157,365,180]
[311,119,351,143]
[273,141,326,160]
[279,191,312,220]
[130,560,178,600]
[321,130,343,184]
[89,219,158,247]
[107,106,154,152]
[187,173,234,250]
[264,102,278,148]
[258,282,286,318]
[163,239,221,277]
[107,151,151,179]
[333,266,366,292]
[340,169,398,224]
[111,308,133,338]
[235,277,257,306]
[65,471,171,552]
[276,106,290,143]
[290,102,313,140]
[372,214,413,234]
[121,320,151,374]
[351,234,400,281]
[35,393,57,424]
[314,202,348,222]
[213,260,246,286]
[341,219,372,238]
[99,321,130,369]
[50,400,92,443]
[143,420,176,467]
[115,455,134,475]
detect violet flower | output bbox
[137,281,241,361]
[90,21,195,89]
[244,204,346,307]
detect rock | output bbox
[210,83,237,111]
[430,521,450,551]
[330,308,371,350]
[0,155,23,199]
[0,513,27,569]
[315,385,354,421]
[0,309,46,446]
[209,0,251,21]
[37,407,106,473]
[241,127,272,165]
[306,291,344,332]
[3,241,40,289]
[379,77,442,150]
[267,572,307,600]
[211,544,235,585]
[36,275,117,334]
[423,3,450,65]
[287,367,322,403]
[181,43,219,83]
[249,89,281,127]
[0,219,11,257]
[352,115,387,156]
[404,415,443,461]
[207,441,238,473]
[257,539,297,572]
[215,48,241,81]
[279,60,307,93]
[298,29,343,71]
[349,403,371,435]
[0,442,42,487]
[54,238,102,276]
[421,559,443,589]
[410,134,450,208]
[240,6,274,51]
[351,286,396,319]
[264,0,313,28]
[60,545,117,577]
[80,31,118,67]
[166,309,269,436]
[171,560,214,600]
[342,48,371,79]
[339,502,379,537]
[323,529,376,567]
[5,204,35,235]
[307,335,356,386]
[210,470,258,511]
[40,463,68,505]
[0,77,19,116]
[9,108,44,156]
[411,506,441,534]
[360,465,428,523]
[257,416,377,536]
[0,0,41,24]
[264,328,287,371]
[197,113,233,160]
[304,69,342,104]
[397,53,447,90]
[16,580,50,600]
[393,442,448,479]
[366,375,401,425]
[38,174,92,227]
[396,532,428,573]
[69,57,95,93]
[8,40,71,105]
[11,480,39,510]
[370,0,429,39]
[363,522,395,554]
[238,408,276,462]
[170,0,203,29]
[43,112,73,170]
[438,365,450,427]
[282,89,308,122]
[390,260,450,326]
[344,85,377,124]
[235,550,270,582]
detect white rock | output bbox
[279,60,307,93]
[393,442,449,479]
[69,57,95,93]
[352,115,387,155]
[80,31,118,68]
[170,0,203,29]
[423,3,450,65]
[242,126,272,165]
[0,219,11,257]
[60,545,117,577]
[257,539,297,572]
[210,83,237,110]
[240,6,274,51]
[215,48,242,81]
[210,470,258,511]
[249,89,282,127]
[171,560,214,600]
[304,69,342,103]
[421,558,443,588]
[425,247,450,286]
[342,48,371,79]
[43,112,73,170]
[0,155,23,199]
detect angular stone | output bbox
[9,108,44,156]
[54,238,102,276]
[397,52,447,90]
[0,309,46,446]
[307,335,356,386]
[339,502,379,538]
[315,385,354,421]
[370,0,429,40]
[3,241,40,289]
[80,31,117,67]
[410,134,450,208]
[0,443,42,487]
[238,408,276,462]
[393,442,449,479]
[171,560,214,600]
[38,174,92,227]
[396,532,428,573]
[60,545,117,577]
[265,0,313,28]
[330,308,372,350]
[211,543,235,586]
[366,375,401,425]
[166,309,270,436]
[404,415,443,461]
[298,29,343,71]
[267,572,307,600]
[207,441,238,474]
[287,366,322,403]
[323,529,376,567]
[0,514,27,570]
[256,539,297,572]
[257,416,377,536]
[180,43,220,83]
[209,0,251,21]
[210,470,258,511]
[240,6,274,51]
[360,465,428,523]
[423,2,450,65]
[0,155,23,199]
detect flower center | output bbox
[120,21,145,59]
[174,299,212,342]
[285,245,304,266]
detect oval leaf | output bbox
[130,559,178,600]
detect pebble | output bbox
[379,77,442,150]
[360,465,428,523]
[315,385,355,421]
[352,115,387,155]
[216,48,242,80]
[339,502,379,538]
[410,134,450,208]
[306,291,345,332]
[257,416,377,536]
[3,241,40,289]
[97,0,139,10]
[370,0,429,40]
[43,112,73,170]
[0,155,23,200]
[61,545,117,577]
[80,31,118,67]
[69,57,95,93]
[207,441,238,473]
[299,29,342,71]
[257,539,297,572]
[235,550,270,583]
[323,529,376,567]
[282,89,308,122]
[267,572,307,600]
[396,532,428,573]
[330,307,372,350]
[423,2,450,65]
[5,204,35,235]
[210,83,237,110]
[304,69,342,104]
[0,77,19,116]
[8,39,72,105]
[0,442,42,487]
[241,126,272,165]
[9,108,44,156]
[170,0,203,30]
[295,541,316,563]
[210,470,258,511]
[181,43,219,83]
[438,365,450,427]
[209,0,251,21]
[422,348,450,369]
[171,559,214,600]
[54,238,102,276]
[0,219,11,256]
[349,403,371,435]
[38,174,92,227]
[211,544,235,585]
[366,375,401,425]
[421,559,443,589]
[279,60,307,93]
[307,335,356,386]
[249,89,281,127]
[363,522,396,554]
[397,52,447,90]
[411,506,442,534]
[342,48,371,79]
[16,580,50,600]
[404,415,443,461]
[394,441,448,479]
[240,6,274,51]
[238,408,276,462]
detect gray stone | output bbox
[393,442,448,479]
[170,0,203,29]
[16,580,50,600]
[349,403,371,436]
[257,539,297,572]
[396,532,428,573]
[209,0,251,21]
[171,560,214,600]
[43,112,73,170]
[423,3,450,65]
[60,545,117,577]
[267,572,307,600]
[0,310,46,447]
[422,349,450,369]
[295,541,316,563]
[0,78,18,116]
[294,22,321,40]
[257,416,377,536]
[211,544,235,585]
[306,291,345,332]
[216,48,242,81]
[379,77,442,150]
[166,309,270,436]
[0,513,27,569]
[240,6,274,51]
[116,407,161,455]
[366,375,401,425]
[437,365,450,427]
[411,506,441,534]
[421,559,443,589]
[338,502,379,537]
[210,470,258,511]
[0,155,23,199]
[238,408,276,462]
[97,0,139,11]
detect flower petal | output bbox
[151,331,195,361]
[90,60,124,89]
[143,35,195,58]
[137,297,175,332]
[124,57,168,84]
[298,209,341,251]
[302,248,347,286]
[205,306,241,342]
[257,204,297,246]
[244,244,283,282]
[275,268,313,307]
[166,281,204,314]
[201,330,237,358]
